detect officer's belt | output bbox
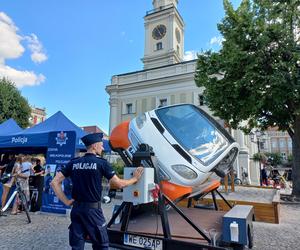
[73,201,101,209]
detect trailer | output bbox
[106,104,254,249]
[106,145,254,250]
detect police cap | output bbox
[81,133,103,147]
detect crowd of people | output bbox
[0,154,45,214]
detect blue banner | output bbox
[41,131,75,214]
[46,131,76,164]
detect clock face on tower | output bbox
[152,24,167,40]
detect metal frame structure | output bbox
[106,144,238,250]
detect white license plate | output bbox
[124,233,163,250]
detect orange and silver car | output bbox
[110,104,239,200]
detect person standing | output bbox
[0,154,10,177]
[32,158,45,211]
[51,133,143,250]
[20,155,32,201]
[11,155,25,215]
[1,155,16,208]
[261,166,268,186]
[32,158,44,176]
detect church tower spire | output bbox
[142,0,184,69]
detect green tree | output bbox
[0,78,31,128]
[111,159,125,176]
[252,152,267,163]
[265,152,283,166]
[288,154,293,163]
[195,0,300,197]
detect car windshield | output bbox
[156,105,229,165]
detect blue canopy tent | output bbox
[0,113,111,211]
[0,111,110,154]
[0,118,23,135]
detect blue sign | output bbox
[42,131,76,214]
[46,131,76,165]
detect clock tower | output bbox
[142,0,184,69]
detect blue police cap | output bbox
[81,133,103,147]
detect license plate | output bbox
[124,233,163,250]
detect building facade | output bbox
[81,125,108,140]
[30,106,46,126]
[106,0,260,184]
[261,127,292,160]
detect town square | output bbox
[1,1,300,249]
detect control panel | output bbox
[123,167,155,205]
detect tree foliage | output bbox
[111,159,125,176]
[252,152,267,162]
[0,78,31,128]
[252,152,283,166]
[265,152,283,166]
[287,153,293,163]
[195,0,300,197]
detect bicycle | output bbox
[269,167,292,192]
[0,173,31,223]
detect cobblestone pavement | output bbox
[252,203,300,250]
[0,201,118,250]
[0,201,299,250]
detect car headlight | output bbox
[171,164,198,180]
[136,113,147,129]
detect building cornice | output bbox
[145,5,184,27]
[112,59,196,78]
[106,72,196,96]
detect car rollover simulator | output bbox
[107,104,254,250]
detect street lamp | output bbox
[250,130,266,186]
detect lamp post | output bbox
[250,130,266,186]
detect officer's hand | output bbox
[66,199,74,206]
[133,167,144,182]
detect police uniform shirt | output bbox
[61,153,115,202]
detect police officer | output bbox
[51,133,143,250]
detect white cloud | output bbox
[0,12,47,87]
[0,12,24,60]
[210,36,224,46]
[31,51,47,63]
[184,50,198,61]
[25,33,48,63]
[0,64,45,88]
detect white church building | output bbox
[106,0,260,185]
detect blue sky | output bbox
[0,0,241,133]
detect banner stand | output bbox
[41,131,76,214]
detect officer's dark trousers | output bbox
[69,206,109,250]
